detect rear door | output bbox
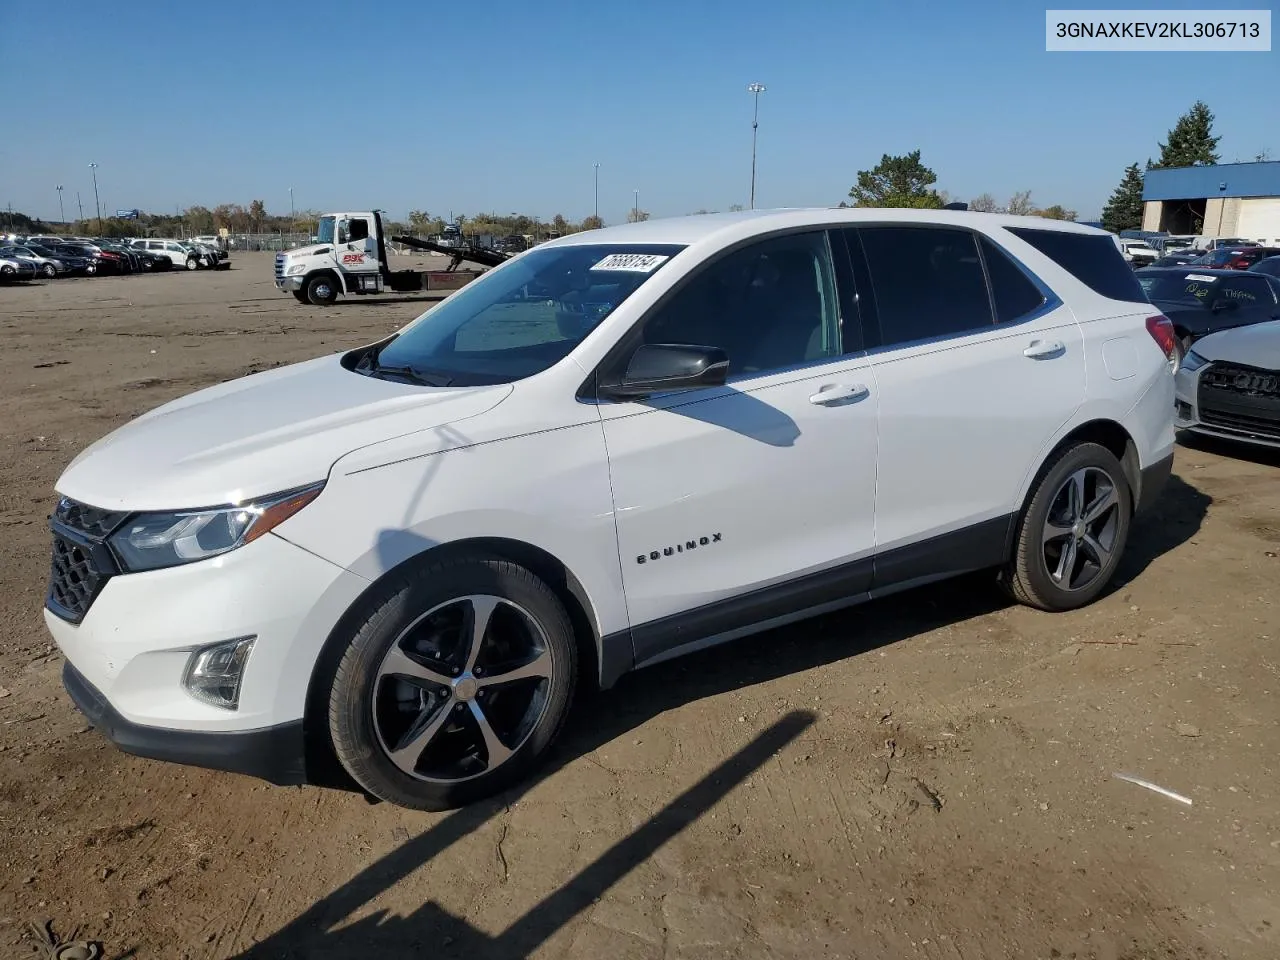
[841,224,1086,583]
[1208,275,1280,332]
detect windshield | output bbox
[315,217,335,245]
[368,243,686,386]
[1138,273,1217,305]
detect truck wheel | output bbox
[326,557,578,810]
[306,275,339,306]
[292,291,308,303]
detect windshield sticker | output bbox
[590,253,669,273]
[1184,274,1217,282]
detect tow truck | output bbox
[274,210,510,306]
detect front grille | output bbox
[274,253,285,280]
[46,498,127,624]
[1198,362,1280,442]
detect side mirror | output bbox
[601,343,730,400]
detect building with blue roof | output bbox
[1141,161,1280,243]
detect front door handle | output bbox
[809,383,870,406]
[1023,339,1066,359]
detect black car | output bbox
[52,243,119,275]
[1151,250,1204,268]
[1250,256,1280,280]
[1136,266,1280,350]
[1190,246,1280,271]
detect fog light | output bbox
[183,637,255,709]
[1175,401,1192,420]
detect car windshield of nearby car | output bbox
[1251,257,1280,278]
[315,217,335,245]
[367,243,686,387]
[1137,272,1219,305]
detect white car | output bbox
[1117,238,1159,267]
[44,210,1177,810]
[130,239,204,271]
[1174,320,1280,449]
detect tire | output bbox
[305,274,339,306]
[292,290,309,303]
[1002,442,1133,612]
[85,262,97,276]
[41,263,57,278]
[327,557,578,811]
[185,256,200,271]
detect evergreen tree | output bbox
[849,150,943,208]
[1100,163,1145,233]
[1151,101,1220,168]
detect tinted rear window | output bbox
[1006,227,1145,302]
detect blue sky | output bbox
[2,0,1276,224]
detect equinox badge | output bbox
[637,533,722,564]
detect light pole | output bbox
[289,187,295,235]
[633,189,639,222]
[76,192,84,221]
[747,82,766,209]
[56,185,65,224]
[88,162,102,233]
[593,163,600,221]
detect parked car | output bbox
[130,239,204,271]
[44,210,1177,810]
[189,240,228,268]
[1175,319,1280,448]
[1118,238,1159,267]
[1136,266,1280,350]
[51,243,123,275]
[1250,256,1280,280]
[0,255,38,282]
[1190,236,1259,251]
[94,241,143,273]
[1152,250,1206,268]
[1193,246,1280,271]
[0,244,66,278]
[23,243,94,276]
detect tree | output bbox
[1006,190,1035,216]
[184,205,214,233]
[248,200,267,231]
[1100,163,1145,234]
[1151,100,1220,168]
[969,193,998,213]
[848,150,943,208]
[552,213,568,234]
[580,215,604,230]
[1034,204,1077,221]
[627,209,651,223]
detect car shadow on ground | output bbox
[217,474,1210,960]
[1177,430,1280,469]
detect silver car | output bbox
[1175,320,1280,448]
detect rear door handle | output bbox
[809,383,870,406]
[1023,339,1066,359]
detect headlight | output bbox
[286,263,305,276]
[108,483,323,572]
[1181,350,1209,372]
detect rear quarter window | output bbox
[1006,227,1146,303]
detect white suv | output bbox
[131,239,203,271]
[44,210,1177,810]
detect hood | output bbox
[57,354,512,511]
[283,243,332,259]
[1193,319,1280,370]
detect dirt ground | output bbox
[0,253,1278,960]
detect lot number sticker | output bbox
[1184,274,1217,282]
[591,253,669,273]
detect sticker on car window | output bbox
[1184,274,1217,282]
[590,253,669,273]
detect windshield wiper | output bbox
[362,354,454,387]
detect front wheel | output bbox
[185,256,199,271]
[326,557,578,810]
[42,263,57,278]
[305,274,339,306]
[1002,442,1132,611]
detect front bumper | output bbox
[63,661,307,785]
[1175,361,1280,449]
[275,275,304,292]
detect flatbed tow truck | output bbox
[274,210,511,305]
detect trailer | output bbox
[274,210,510,306]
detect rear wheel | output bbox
[1002,442,1132,611]
[305,274,339,306]
[84,262,97,275]
[326,557,578,811]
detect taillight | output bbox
[1145,315,1179,372]
[1228,258,1248,270]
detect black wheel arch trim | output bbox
[306,268,346,295]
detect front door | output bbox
[597,229,880,664]
[337,216,378,274]
[841,225,1086,579]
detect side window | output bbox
[858,226,993,347]
[1006,226,1145,302]
[348,218,370,242]
[1215,276,1273,305]
[980,237,1048,322]
[638,231,843,378]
